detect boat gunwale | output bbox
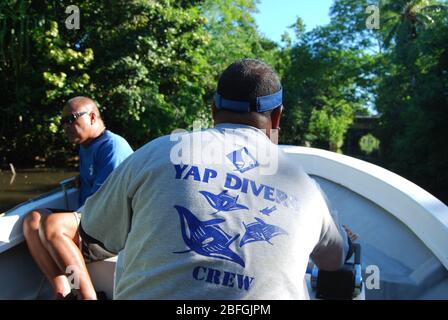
[1,187,63,217]
[280,145,448,271]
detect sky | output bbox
[254,0,334,44]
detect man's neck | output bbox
[81,126,106,147]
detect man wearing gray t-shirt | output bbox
[79,59,350,299]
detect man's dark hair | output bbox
[217,59,282,113]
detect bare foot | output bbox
[343,224,359,242]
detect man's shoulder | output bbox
[98,130,133,152]
[104,130,131,145]
[90,131,133,166]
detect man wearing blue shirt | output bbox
[22,96,133,299]
[78,128,133,206]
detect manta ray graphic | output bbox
[173,205,245,268]
[199,190,249,215]
[240,217,288,247]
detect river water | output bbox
[0,169,77,213]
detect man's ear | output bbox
[271,105,283,130]
[89,111,96,125]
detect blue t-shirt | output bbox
[79,130,133,207]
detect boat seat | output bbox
[87,256,117,300]
[309,243,364,300]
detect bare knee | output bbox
[40,214,62,244]
[39,213,77,245]
[23,210,44,239]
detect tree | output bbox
[1,1,212,164]
[381,0,448,47]
[376,0,448,203]
[280,15,374,151]
[0,0,281,166]
[201,0,281,92]
[329,0,381,51]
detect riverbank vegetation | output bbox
[1,0,447,203]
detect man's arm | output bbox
[79,157,133,254]
[91,141,129,195]
[310,214,346,271]
[310,180,351,271]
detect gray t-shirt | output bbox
[80,123,347,299]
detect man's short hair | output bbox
[216,59,282,113]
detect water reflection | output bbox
[0,169,77,213]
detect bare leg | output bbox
[23,209,72,299]
[39,212,97,300]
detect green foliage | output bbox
[376,0,448,203]
[308,100,354,152]
[280,19,374,150]
[1,0,366,164]
[329,0,381,50]
[1,0,446,205]
[381,0,448,48]
[39,21,94,102]
[0,0,279,164]
[201,0,280,81]
[359,134,380,155]
[83,0,212,144]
